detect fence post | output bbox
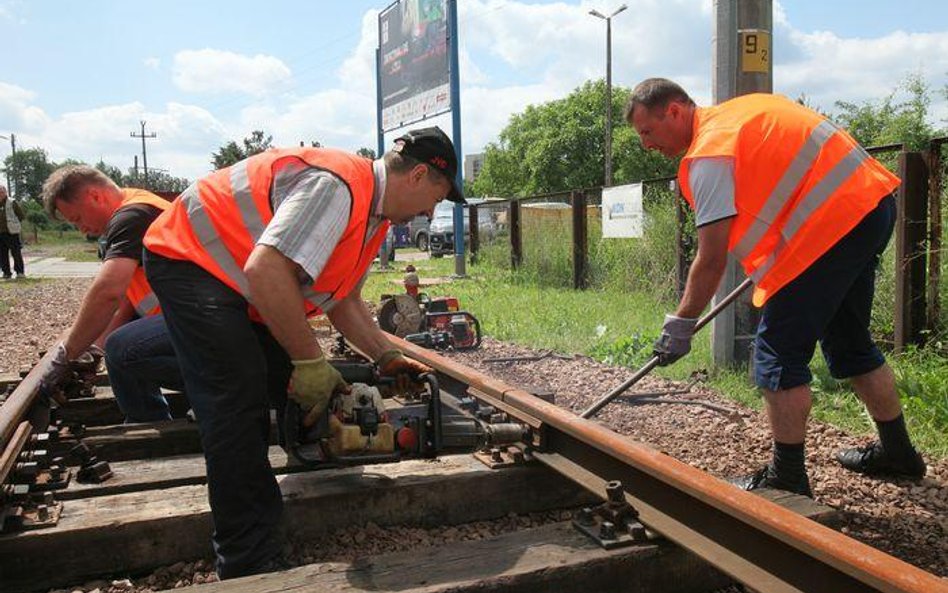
[894,151,929,352]
[571,191,588,290]
[509,199,522,269]
[927,140,943,336]
[468,203,479,264]
[673,182,691,299]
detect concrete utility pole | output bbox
[710,0,772,369]
[130,121,157,188]
[589,4,628,187]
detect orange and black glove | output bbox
[376,349,432,391]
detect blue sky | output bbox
[1,0,946,182]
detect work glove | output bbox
[652,314,698,366]
[289,356,349,427]
[38,342,73,405]
[376,349,432,391]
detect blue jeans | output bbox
[143,249,291,580]
[104,314,183,422]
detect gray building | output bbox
[464,153,485,182]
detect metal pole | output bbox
[140,121,149,187]
[448,0,466,278]
[605,16,613,187]
[375,46,391,267]
[590,5,626,188]
[582,277,753,418]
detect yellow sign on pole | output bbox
[740,29,771,73]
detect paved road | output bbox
[19,256,101,278]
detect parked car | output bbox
[428,200,497,258]
[408,214,430,251]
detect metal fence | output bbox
[468,136,948,351]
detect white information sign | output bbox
[601,183,643,238]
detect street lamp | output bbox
[589,4,627,187]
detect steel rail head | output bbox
[392,335,946,593]
[0,335,64,449]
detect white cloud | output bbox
[144,57,161,70]
[172,49,292,96]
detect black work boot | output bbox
[730,464,813,497]
[836,441,926,479]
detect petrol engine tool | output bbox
[284,360,443,467]
[378,280,482,351]
[580,278,753,419]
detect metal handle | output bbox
[580,277,753,419]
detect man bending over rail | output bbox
[141,127,462,579]
[39,166,183,422]
[625,78,925,497]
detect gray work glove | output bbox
[38,342,72,404]
[652,314,698,366]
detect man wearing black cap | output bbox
[140,126,464,579]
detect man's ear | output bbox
[410,163,428,184]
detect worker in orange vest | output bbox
[38,165,183,421]
[141,127,464,579]
[625,78,925,497]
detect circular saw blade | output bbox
[378,294,424,337]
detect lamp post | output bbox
[589,4,627,187]
[0,134,16,198]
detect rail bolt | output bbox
[605,480,624,504]
[576,507,596,527]
[599,521,617,540]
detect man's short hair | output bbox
[41,165,118,218]
[624,78,696,123]
[383,150,426,175]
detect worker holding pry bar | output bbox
[141,127,463,580]
[624,78,925,497]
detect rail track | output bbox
[0,334,945,593]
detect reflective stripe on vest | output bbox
[145,148,387,315]
[134,292,161,317]
[118,189,171,317]
[679,94,900,306]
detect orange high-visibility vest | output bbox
[143,148,388,316]
[117,189,171,317]
[679,94,900,306]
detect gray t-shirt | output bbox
[687,156,737,227]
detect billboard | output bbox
[379,0,451,132]
[601,183,644,238]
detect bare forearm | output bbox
[327,295,394,361]
[94,299,136,348]
[64,282,123,357]
[676,253,727,319]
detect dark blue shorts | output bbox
[753,195,895,391]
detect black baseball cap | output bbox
[394,127,465,203]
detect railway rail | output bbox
[0,335,944,593]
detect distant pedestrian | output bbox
[0,186,26,279]
[625,78,925,497]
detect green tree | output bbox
[95,159,125,186]
[470,79,676,198]
[3,148,55,204]
[211,130,273,169]
[833,73,943,150]
[357,147,376,159]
